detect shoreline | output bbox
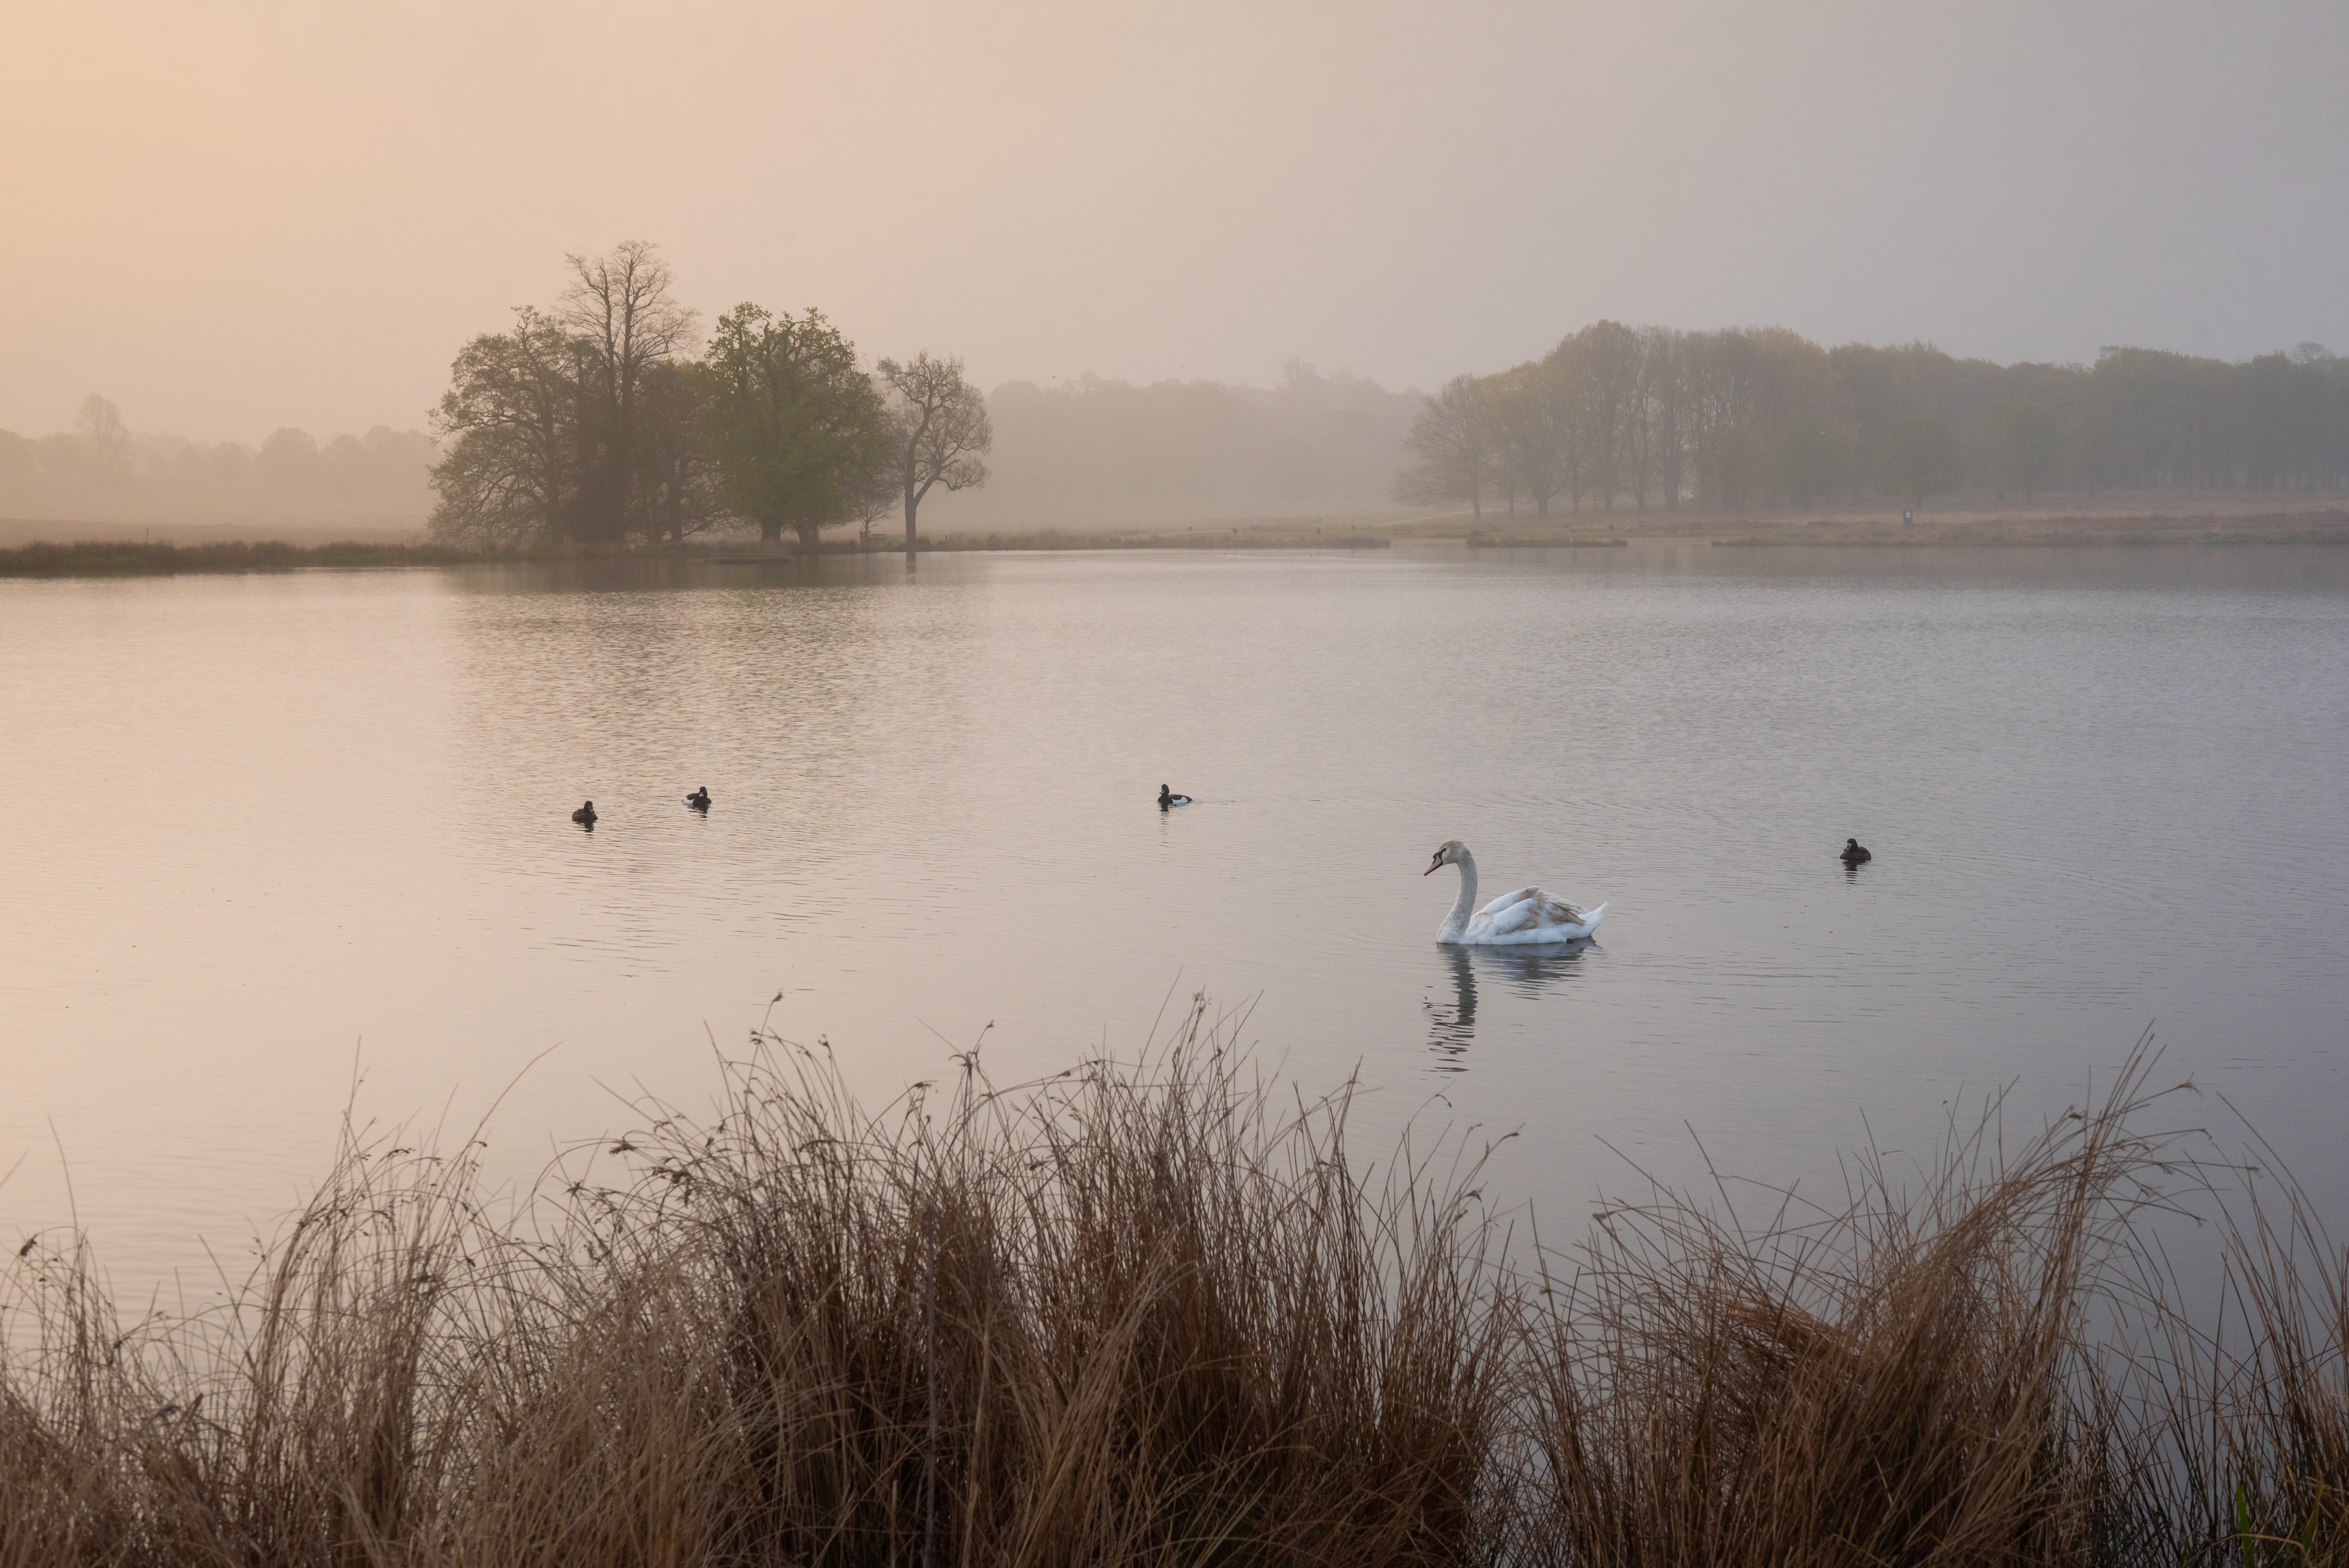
[4,506,2346,576]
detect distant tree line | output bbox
[0,395,434,528]
[1397,325,2349,517]
[427,242,990,550]
[16,297,2346,542]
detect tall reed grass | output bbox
[3,1004,2343,1566]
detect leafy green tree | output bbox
[1984,402,2062,503]
[1877,413,1965,508]
[634,360,725,544]
[1772,412,1855,504]
[700,304,894,551]
[428,307,580,546]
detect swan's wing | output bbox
[1476,886,1542,919]
[1478,889,1557,935]
[1531,893,1592,927]
[1473,891,1602,941]
[1469,884,1605,942]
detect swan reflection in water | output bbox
[1424,938,1596,1071]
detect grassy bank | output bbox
[0,533,1400,576]
[1700,507,2349,547]
[4,1003,2342,1566]
[8,506,2347,577]
[0,540,487,576]
[897,527,1395,552]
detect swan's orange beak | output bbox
[1423,860,1440,875]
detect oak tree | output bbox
[428,307,579,546]
[700,304,894,552]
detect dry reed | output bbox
[2,998,1511,1567]
[3,1009,2344,1567]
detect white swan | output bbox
[1424,839,1605,944]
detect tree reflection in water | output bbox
[1424,939,1596,1072]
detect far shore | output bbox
[4,497,2345,576]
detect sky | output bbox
[2,0,2344,442]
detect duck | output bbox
[571,800,597,826]
[1158,784,1192,809]
[1424,840,1604,944]
[686,786,711,810]
[1840,837,1872,865]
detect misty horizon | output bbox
[11,329,2349,460]
[5,1,2344,444]
[9,319,2342,538]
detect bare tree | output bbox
[1567,321,1642,511]
[875,353,992,549]
[1683,330,1767,511]
[1393,374,1494,520]
[850,462,898,549]
[1634,327,1690,510]
[75,394,132,477]
[560,241,698,541]
[1488,362,1572,517]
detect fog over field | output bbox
[2,0,2344,459]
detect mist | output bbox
[3,0,2344,447]
[0,410,435,540]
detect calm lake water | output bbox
[4,544,2346,1295]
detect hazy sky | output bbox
[4,0,2344,442]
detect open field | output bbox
[5,1003,2346,1567]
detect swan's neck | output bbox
[1442,852,1479,941]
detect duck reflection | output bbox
[1424,939,1597,1071]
